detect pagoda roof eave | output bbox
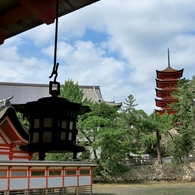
[156,66,183,80]
[155,98,178,103]
[156,67,184,73]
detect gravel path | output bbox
[92,182,195,195]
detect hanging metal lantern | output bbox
[16,68,90,160]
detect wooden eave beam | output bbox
[0,4,30,28]
[0,4,30,43]
[19,0,56,25]
[0,0,56,29]
[0,0,56,43]
[0,0,100,44]
[0,29,6,44]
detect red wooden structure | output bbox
[0,106,32,161]
[155,49,183,115]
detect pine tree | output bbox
[170,79,195,162]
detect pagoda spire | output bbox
[168,48,170,67]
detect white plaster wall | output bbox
[79,176,90,185]
[0,179,8,191]
[0,155,9,160]
[30,178,46,189]
[10,178,28,190]
[48,177,62,188]
[64,177,77,186]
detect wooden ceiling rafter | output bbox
[0,0,100,44]
[19,0,56,25]
[0,4,28,27]
[63,0,75,10]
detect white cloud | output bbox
[1,0,195,114]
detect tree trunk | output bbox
[93,149,104,173]
[156,130,162,164]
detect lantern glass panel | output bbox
[44,118,53,128]
[61,132,66,140]
[34,119,40,128]
[62,121,67,129]
[52,83,58,91]
[68,132,72,141]
[57,120,60,127]
[32,132,39,143]
[43,132,52,142]
[69,121,73,130]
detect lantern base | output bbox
[20,142,85,153]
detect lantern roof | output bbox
[0,0,99,44]
[14,96,90,116]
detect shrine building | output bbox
[155,49,184,115]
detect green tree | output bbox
[16,112,29,127]
[140,112,174,164]
[78,102,129,178]
[119,94,148,155]
[170,78,195,162]
[60,79,86,103]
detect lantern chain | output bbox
[49,0,59,82]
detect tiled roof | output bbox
[0,82,121,107]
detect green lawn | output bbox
[92,182,195,195]
[136,187,195,195]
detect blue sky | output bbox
[1,0,195,114]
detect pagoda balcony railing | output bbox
[159,97,176,100]
[156,97,174,100]
[159,78,180,81]
[156,86,177,90]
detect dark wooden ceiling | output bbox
[0,0,99,44]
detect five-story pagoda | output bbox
[155,49,184,115]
